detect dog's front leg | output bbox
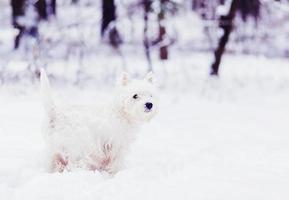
[51,154,68,173]
[105,151,125,175]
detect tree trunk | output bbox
[35,0,48,20]
[46,0,57,16]
[238,0,260,22]
[101,0,116,36]
[158,0,168,60]
[101,0,121,48]
[210,0,239,76]
[11,0,52,49]
[11,0,26,49]
[143,0,152,70]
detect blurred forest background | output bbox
[0,0,289,88]
[2,2,289,198]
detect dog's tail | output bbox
[40,68,55,116]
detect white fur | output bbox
[41,70,158,174]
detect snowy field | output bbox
[1,54,289,200]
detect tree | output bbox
[11,0,56,49]
[11,0,26,49]
[35,0,48,20]
[71,0,79,4]
[147,0,177,61]
[238,0,260,22]
[157,0,169,60]
[210,0,239,76]
[46,0,57,17]
[101,0,116,36]
[101,0,122,48]
[143,0,153,70]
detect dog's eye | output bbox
[133,94,138,99]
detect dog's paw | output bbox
[53,154,68,173]
[102,143,113,155]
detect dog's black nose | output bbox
[145,102,153,110]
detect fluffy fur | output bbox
[41,69,158,174]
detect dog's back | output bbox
[40,71,129,172]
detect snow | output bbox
[1,54,289,200]
[1,0,289,199]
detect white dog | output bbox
[40,69,158,174]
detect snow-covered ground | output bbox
[1,54,289,200]
[1,0,289,198]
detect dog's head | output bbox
[114,72,158,123]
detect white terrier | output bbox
[40,69,158,174]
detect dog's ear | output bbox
[117,71,130,86]
[144,71,155,84]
